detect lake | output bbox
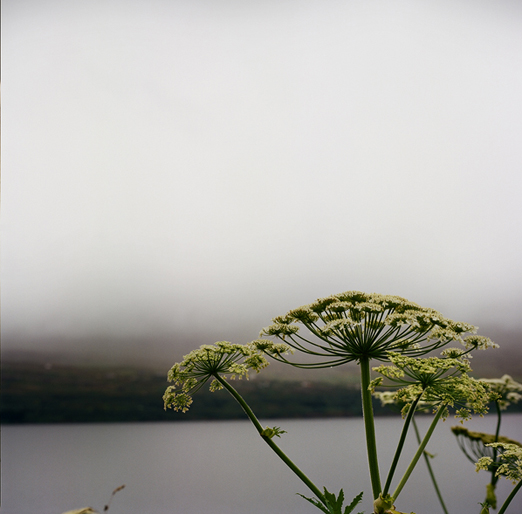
[2,414,521,514]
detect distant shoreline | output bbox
[1,361,367,424]
[3,361,520,424]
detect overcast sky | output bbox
[2,0,522,365]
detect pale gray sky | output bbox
[2,0,522,365]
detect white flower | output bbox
[164,342,269,413]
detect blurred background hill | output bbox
[3,323,520,424]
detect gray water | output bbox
[2,414,521,514]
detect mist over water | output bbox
[3,0,522,368]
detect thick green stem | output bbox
[413,418,449,514]
[392,404,445,501]
[497,479,522,514]
[360,357,381,499]
[213,375,326,505]
[382,393,423,497]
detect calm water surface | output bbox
[3,414,521,514]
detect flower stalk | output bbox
[382,392,423,498]
[497,479,522,514]
[212,374,327,506]
[360,357,382,499]
[392,404,446,501]
[412,418,449,514]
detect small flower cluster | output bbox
[374,352,471,387]
[163,341,269,412]
[259,291,496,367]
[479,374,522,410]
[250,339,293,357]
[476,443,522,483]
[373,352,492,420]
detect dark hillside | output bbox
[1,362,370,423]
[3,360,520,424]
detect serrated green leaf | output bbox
[297,488,364,514]
[296,493,330,514]
[344,491,364,514]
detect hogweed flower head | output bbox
[374,352,492,420]
[451,426,521,466]
[259,291,496,368]
[163,341,269,412]
[479,375,522,410]
[476,443,522,484]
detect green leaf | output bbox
[344,491,364,514]
[297,488,364,514]
[297,492,330,514]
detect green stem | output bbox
[483,401,502,512]
[494,400,502,440]
[392,404,445,501]
[360,357,381,499]
[382,393,423,497]
[490,401,502,488]
[497,479,522,514]
[213,374,326,505]
[412,418,449,514]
